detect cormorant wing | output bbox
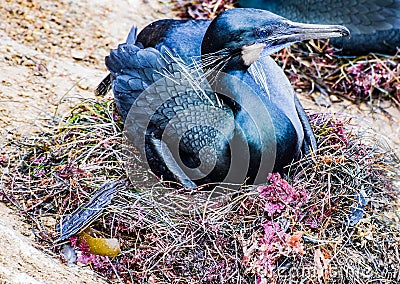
[307,0,400,35]
[107,28,236,187]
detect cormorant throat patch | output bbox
[241,43,265,66]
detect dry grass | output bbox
[274,41,400,110]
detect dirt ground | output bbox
[0,0,399,283]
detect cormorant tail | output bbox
[94,27,140,98]
[104,27,167,120]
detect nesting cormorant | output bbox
[239,0,400,54]
[100,8,349,188]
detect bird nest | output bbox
[275,42,400,110]
[1,97,399,283]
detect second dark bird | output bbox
[240,0,400,54]
[99,8,350,188]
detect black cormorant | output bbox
[101,8,349,188]
[57,8,350,242]
[239,0,400,54]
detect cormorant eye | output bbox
[255,29,271,38]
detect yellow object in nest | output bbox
[79,231,121,257]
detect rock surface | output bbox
[0,203,106,284]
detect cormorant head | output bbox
[201,8,350,71]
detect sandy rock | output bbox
[0,203,106,284]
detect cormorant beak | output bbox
[241,15,350,66]
[278,21,350,43]
[248,21,350,59]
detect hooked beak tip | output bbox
[338,25,351,38]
